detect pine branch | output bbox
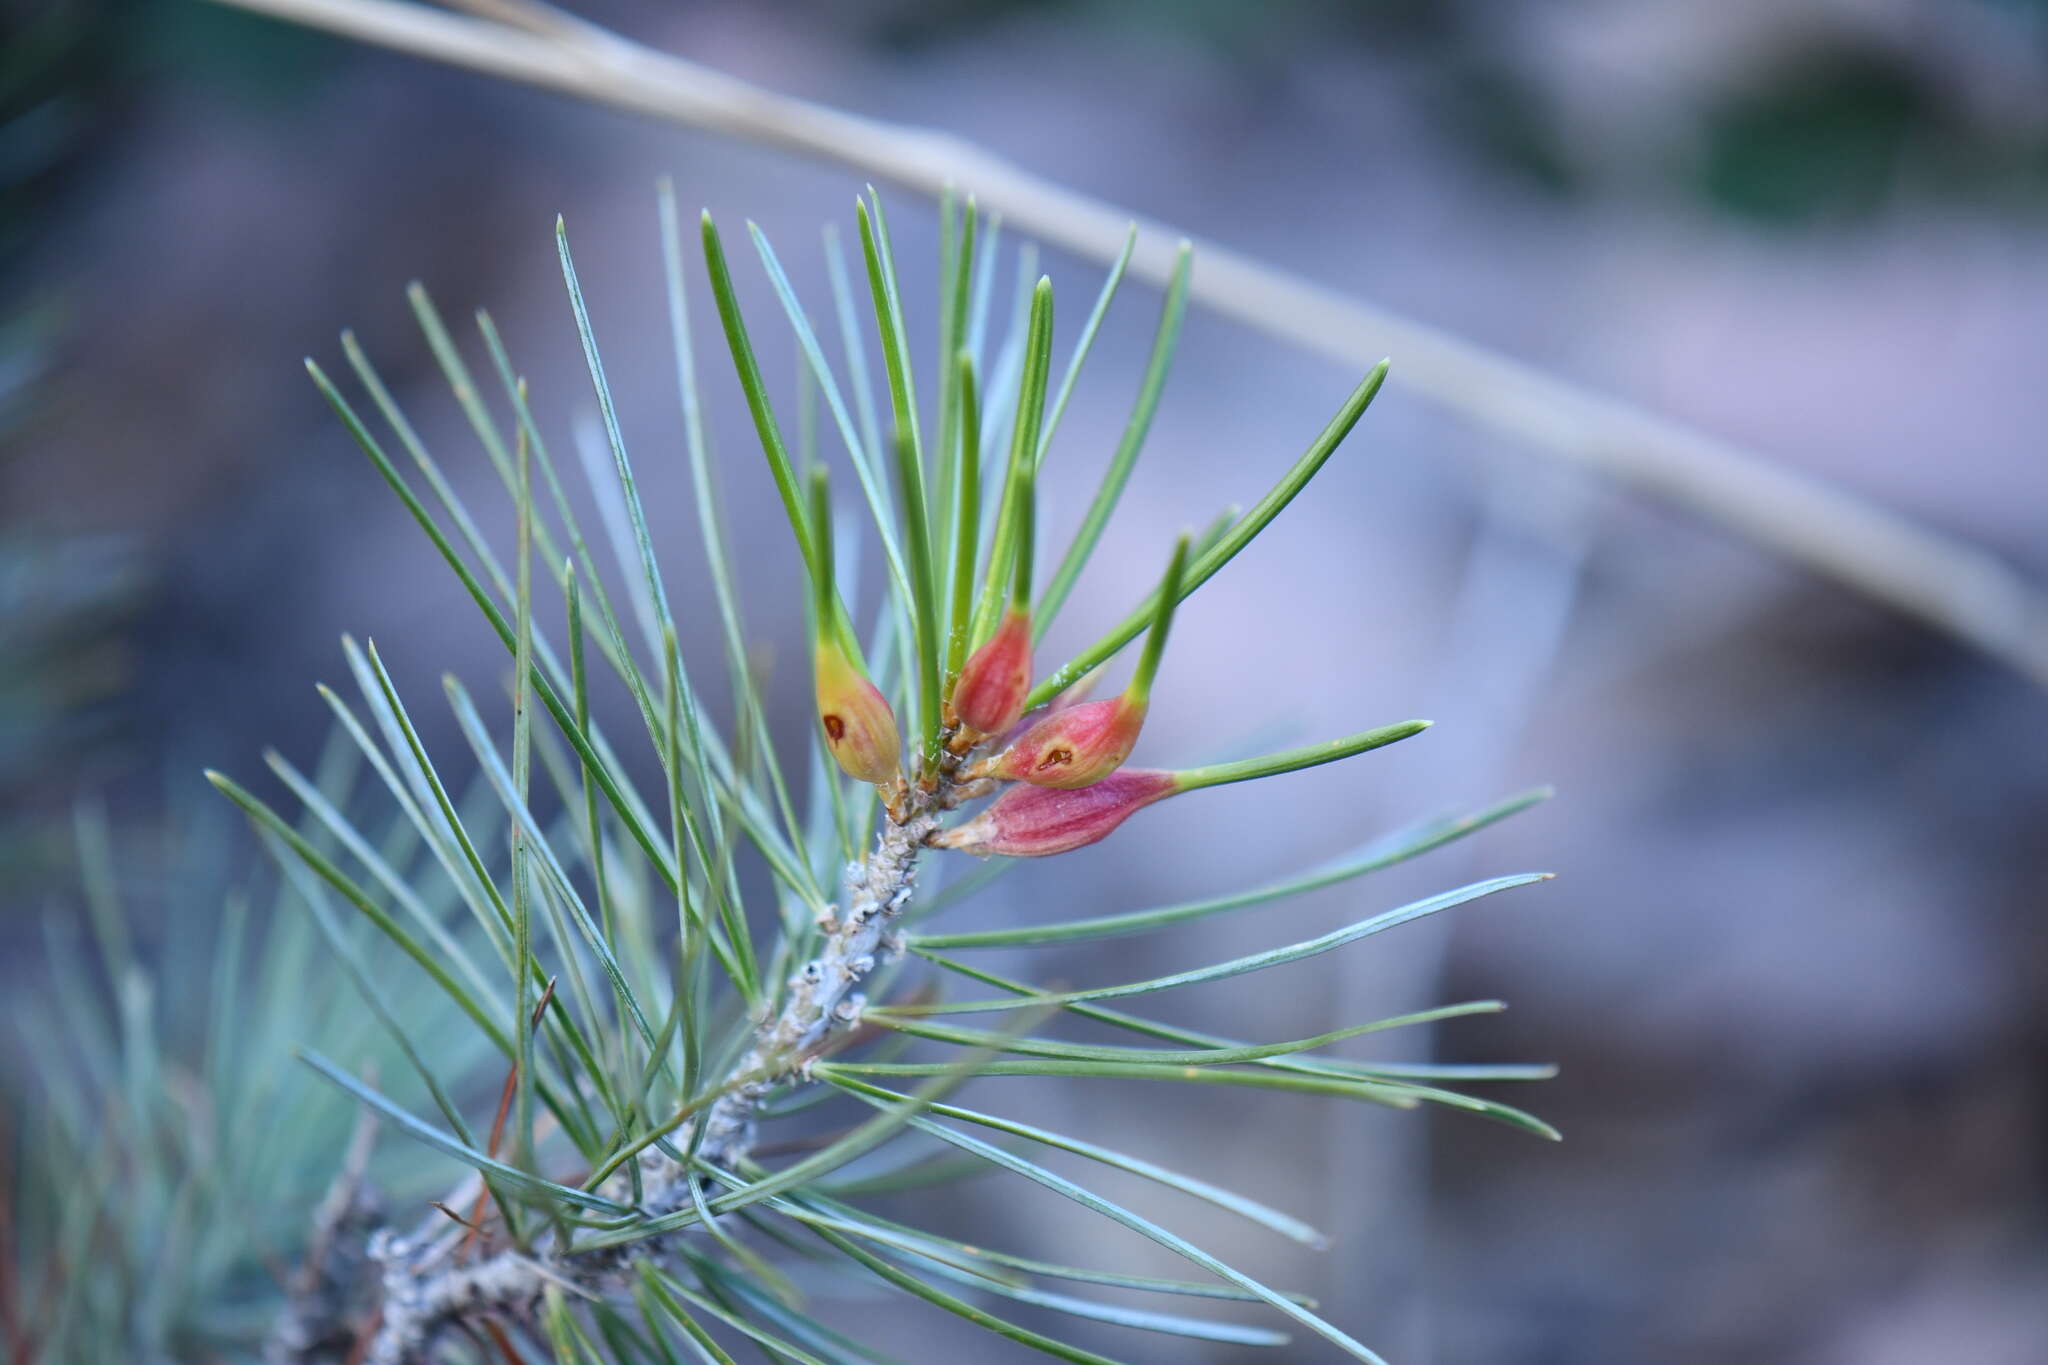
[24,181,1568,1364]
[265,1103,384,1364]
[353,775,964,1363]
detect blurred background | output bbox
[5,0,2048,1361]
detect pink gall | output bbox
[978,695,1145,789]
[815,638,903,789]
[932,768,1180,858]
[952,606,1032,736]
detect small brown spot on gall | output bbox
[1036,747,1073,770]
[823,715,846,741]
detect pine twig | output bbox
[351,783,956,1364]
[202,0,2048,689]
[266,1100,384,1364]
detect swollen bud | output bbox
[807,463,903,789]
[933,768,1180,858]
[940,720,1432,857]
[952,606,1033,736]
[978,534,1189,789]
[979,694,1144,789]
[815,634,903,789]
